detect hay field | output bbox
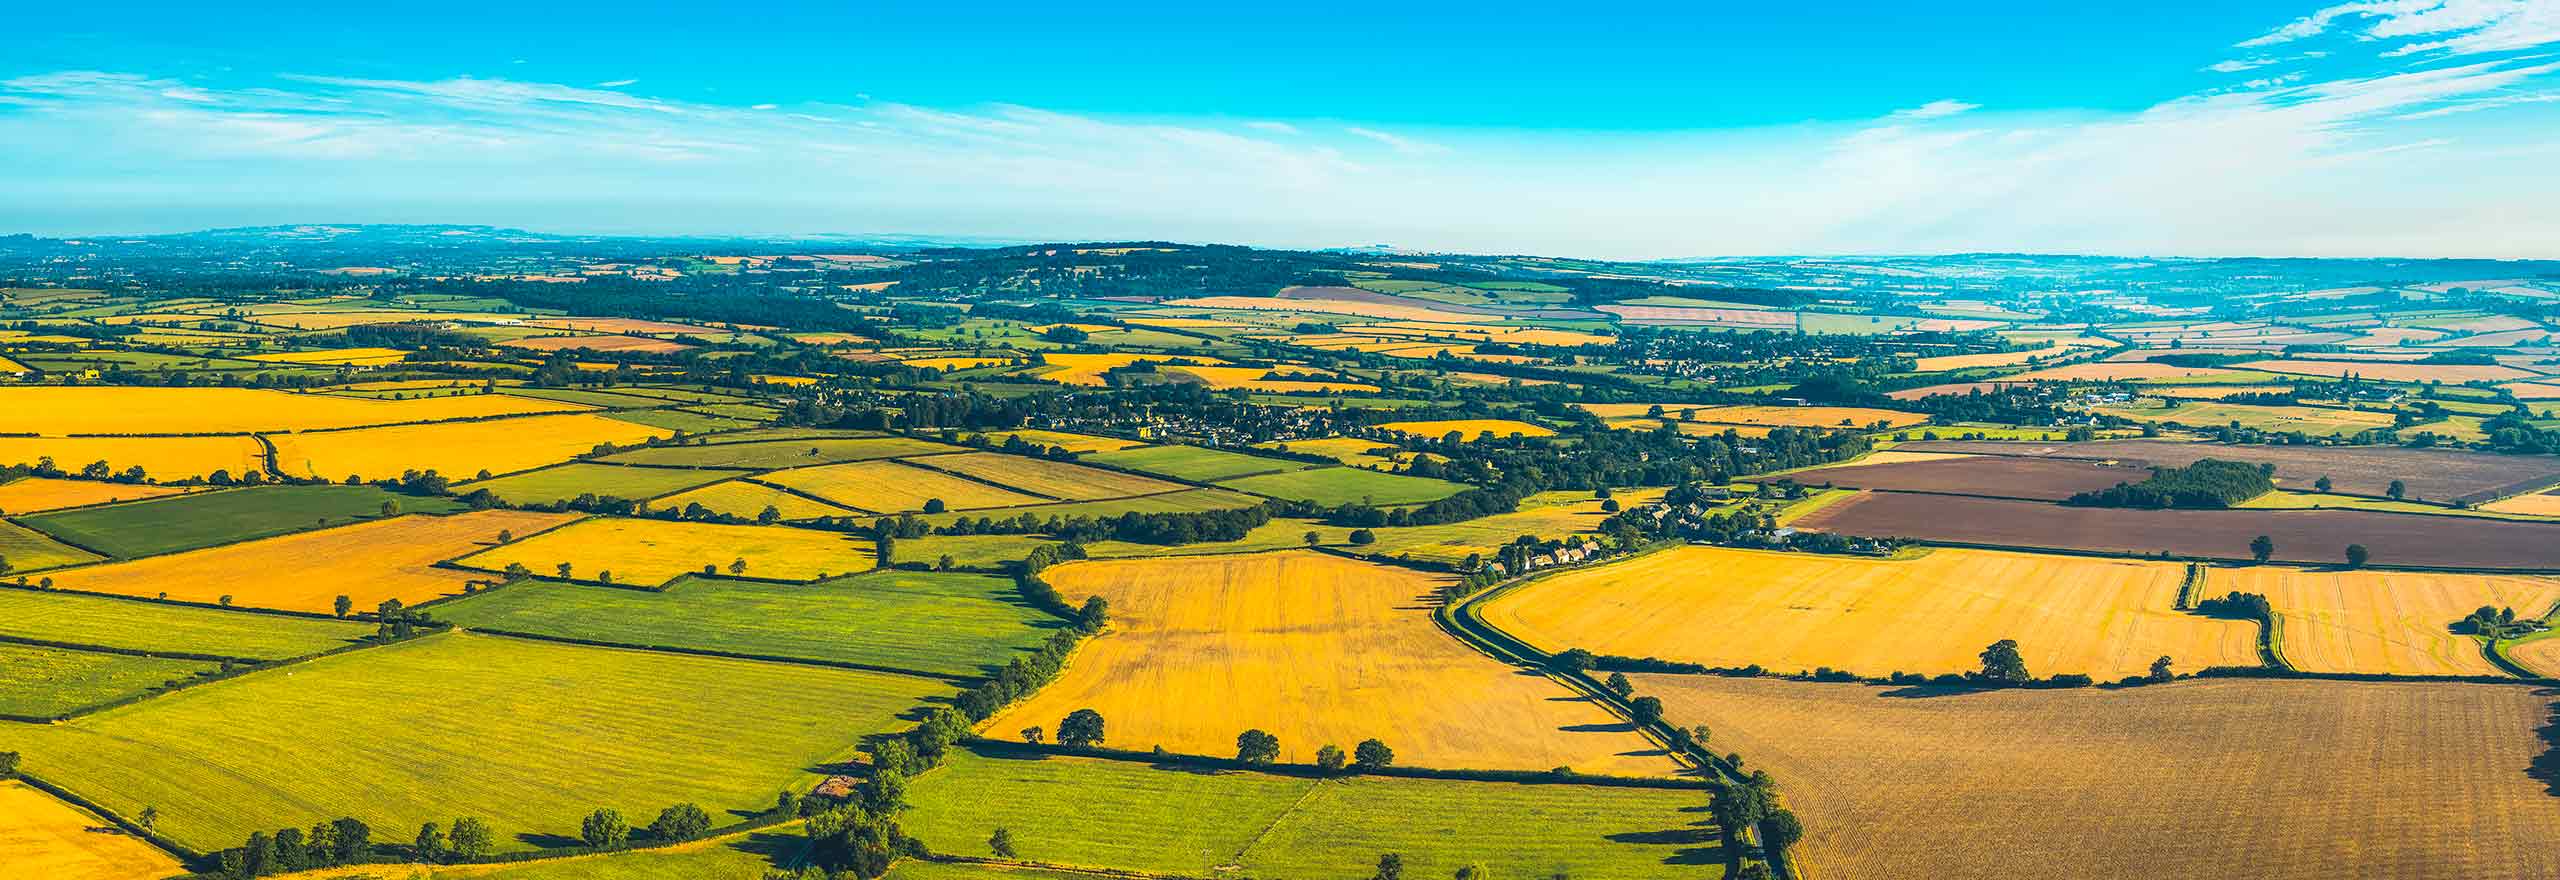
[501,334,694,354]
[761,460,1048,512]
[1161,365,1378,393]
[905,356,1025,371]
[1162,295,1491,324]
[2483,490,2560,516]
[1376,418,1556,438]
[0,780,183,880]
[915,452,1187,501]
[0,632,951,855]
[0,387,583,434]
[1360,489,1661,564]
[1263,436,1403,467]
[457,463,742,506]
[269,413,672,482]
[603,436,960,469]
[0,587,371,659]
[903,746,1710,879]
[983,551,1670,776]
[46,509,579,613]
[2237,359,2538,384]
[652,479,857,520]
[2210,567,2560,676]
[1036,353,1227,386]
[1483,545,2256,679]
[0,642,214,716]
[1082,445,1312,481]
[2005,361,2251,382]
[16,484,461,559]
[0,520,105,571]
[2098,401,2396,436]
[911,488,1268,528]
[241,346,410,366]
[453,517,873,586]
[1693,405,1929,428]
[0,435,267,481]
[978,429,1143,453]
[1214,466,1472,506]
[1635,674,2560,880]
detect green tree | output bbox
[2250,535,2274,564]
[1978,639,2030,683]
[330,817,370,864]
[2387,480,2407,500]
[1371,853,1405,880]
[650,803,712,841]
[2149,656,2175,683]
[0,751,17,778]
[413,821,445,863]
[2315,475,2334,492]
[1604,672,1634,697]
[1763,808,1804,854]
[1316,743,1347,773]
[1236,728,1281,765]
[447,817,494,860]
[1629,695,1664,725]
[989,826,1018,858]
[758,505,782,525]
[1349,528,1377,545]
[923,498,947,514]
[1020,726,1045,744]
[581,808,629,849]
[138,805,157,830]
[333,594,352,618]
[1304,530,1322,548]
[2346,544,2370,568]
[1456,864,1493,880]
[1078,595,1110,630]
[1058,708,1106,749]
[1354,738,1395,770]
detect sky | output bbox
[3,1,2558,259]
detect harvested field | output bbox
[1796,491,2560,570]
[241,346,409,366]
[983,551,1671,776]
[0,587,371,659]
[1376,418,1556,438]
[1634,674,2560,880]
[1081,445,1314,482]
[500,334,694,354]
[760,459,1049,512]
[1164,294,1490,324]
[0,435,268,481]
[452,517,873,586]
[0,632,950,855]
[977,429,1143,453]
[1161,365,1377,393]
[2004,361,2250,382]
[436,570,1061,678]
[1214,465,1470,506]
[0,642,214,716]
[0,386,583,434]
[0,520,106,571]
[601,436,961,469]
[650,479,857,520]
[2484,489,2560,516]
[912,452,1189,501]
[1034,353,1226,386]
[1359,489,1662,564]
[2212,566,2560,676]
[903,746,1710,879]
[16,484,462,559]
[0,780,183,880]
[1263,436,1403,467]
[269,413,671,482]
[2097,401,2395,436]
[456,462,744,506]
[1485,545,2253,678]
[897,534,1056,568]
[45,509,580,613]
[912,488,1268,528]
[2238,359,2537,383]
[1788,454,2150,501]
[1894,438,2560,504]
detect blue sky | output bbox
[4,1,2557,258]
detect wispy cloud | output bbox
[596,79,638,88]
[1884,99,1980,120]
[2209,58,2279,72]
[2241,0,2560,56]
[1245,120,1300,134]
[1343,125,1447,155]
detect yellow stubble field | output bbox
[0,387,584,435]
[984,551,1673,776]
[2211,566,2560,676]
[0,477,202,515]
[758,459,1048,512]
[1376,418,1557,438]
[46,510,582,613]
[267,413,671,482]
[0,780,182,880]
[452,516,876,586]
[1479,545,2257,679]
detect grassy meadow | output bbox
[18,485,464,558]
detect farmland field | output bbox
[1787,454,2152,501]
[976,429,1141,453]
[911,487,1268,527]
[902,746,1713,879]
[0,780,184,880]
[1376,418,1557,438]
[451,516,874,585]
[0,386,584,434]
[0,477,201,515]
[17,484,466,558]
[1484,545,2255,678]
[0,435,267,482]
[1896,438,2560,504]
[436,570,1061,677]
[2095,400,2396,436]
[759,459,1049,512]
[895,533,1056,568]
[0,587,372,658]
[1634,674,2560,880]
[2211,566,2560,676]
[1358,489,1658,563]
[1214,466,1470,506]
[0,642,215,716]
[1796,491,2560,569]
[268,413,672,482]
[983,551,1670,776]
[1081,444,1315,481]
[912,451,1189,501]
[457,462,745,505]
[650,479,857,520]
[0,632,951,854]
[601,436,960,469]
[44,509,581,613]
[0,519,104,571]
[1264,436,1404,467]
[2236,358,2538,383]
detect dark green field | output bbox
[17,484,465,558]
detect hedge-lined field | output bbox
[912,488,1266,528]
[0,519,102,571]
[0,632,951,855]
[268,413,672,482]
[46,509,582,613]
[0,476,201,515]
[458,463,747,506]
[0,588,373,658]
[0,435,268,483]
[1214,466,1470,507]
[1082,444,1314,482]
[915,452,1187,501]
[0,386,583,434]
[651,479,858,521]
[0,780,184,880]
[453,517,874,586]
[0,642,214,716]
[760,460,1047,513]
[18,485,465,559]
[601,437,961,469]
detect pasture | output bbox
[1357,489,1658,564]
[44,509,581,613]
[895,534,1056,568]
[902,747,1712,879]
[0,780,184,880]
[268,413,672,482]
[0,386,583,434]
[601,436,961,469]
[1264,436,1404,467]
[976,429,1143,453]
[16,485,469,559]
[0,435,267,482]
[758,460,1048,512]
[2236,359,2538,384]
[1214,465,1470,506]
[0,642,215,717]
[0,587,372,659]
[1633,674,2560,880]
[0,520,103,571]
[437,570,1061,677]
[983,551,1669,776]
[912,488,1268,528]
[452,517,875,586]
[1483,545,2255,679]
[0,478,200,515]
[912,452,1187,501]
[0,632,951,855]
[458,463,744,506]
[651,479,857,520]
[2212,567,2560,676]
[1081,445,1314,482]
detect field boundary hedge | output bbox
[12,770,208,863]
[1885,534,2560,575]
[887,455,1071,502]
[955,738,1717,790]
[0,631,259,664]
[0,579,373,624]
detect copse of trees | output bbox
[2065,459,2274,509]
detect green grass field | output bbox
[894,534,1056,570]
[911,488,1266,528]
[0,587,373,658]
[435,571,1060,677]
[883,861,1096,880]
[1081,445,1315,482]
[459,463,746,505]
[1215,466,1470,507]
[605,409,761,433]
[602,438,962,469]
[1081,517,1352,559]
[500,388,675,408]
[900,747,1718,879]
[0,642,214,717]
[0,632,952,854]
[17,484,464,559]
[389,830,801,879]
[0,519,103,571]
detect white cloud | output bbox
[2241,0,2560,55]
[1884,99,1980,120]
[1343,125,1447,155]
[1245,120,1299,134]
[596,79,638,88]
[2209,58,2279,72]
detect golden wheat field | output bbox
[2209,566,2560,676]
[1634,674,2560,880]
[241,346,412,366]
[984,551,1673,776]
[0,780,182,880]
[978,429,1144,453]
[651,479,858,521]
[1032,353,1230,386]
[1481,546,2256,679]
[0,477,201,515]
[268,413,671,482]
[453,516,875,586]
[1159,364,1378,393]
[0,387,585,435]
[48,510,580,613]
[2481,491,2560,517]
[913,452,1187,501]
[1375,418,1557,438]
[758,459,1047,512]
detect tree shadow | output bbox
[2525,690,2560,797]
[1876,683,2003,699]
[728,830,809,860]
[1560,721,1638,733]
[515,831,584,848]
